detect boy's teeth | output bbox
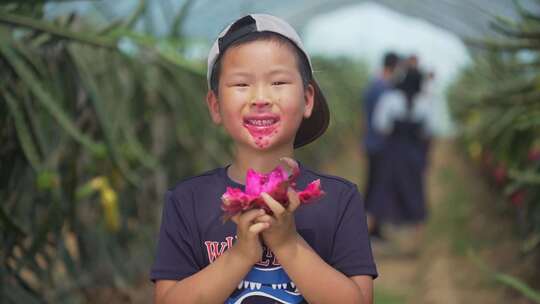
[248,119,275,126]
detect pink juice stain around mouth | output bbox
[244,123,279,148]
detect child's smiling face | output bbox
[207,39,314,151]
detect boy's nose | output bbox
[250,99,272,109]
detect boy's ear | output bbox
[206,90,222,124]
[303,83,315,119]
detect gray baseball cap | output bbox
[207,14,329,149]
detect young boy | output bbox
[150,14,377,304]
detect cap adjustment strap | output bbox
[218,15,257,52]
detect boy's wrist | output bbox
[229,242,260,266]
[269,233,302,260]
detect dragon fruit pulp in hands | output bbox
[221,157,324,219]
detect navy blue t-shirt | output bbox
[150,164,378,303]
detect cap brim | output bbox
[294,81,329,149]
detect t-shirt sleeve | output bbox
[330,186,378,278]
[150,190,200,282]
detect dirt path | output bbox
[412,140,463,304]
[368,140,477,303]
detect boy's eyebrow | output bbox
[222,70,252,77]
[267,67,296,75]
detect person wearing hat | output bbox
[150,14,377,304]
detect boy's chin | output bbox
[245,138,292,151]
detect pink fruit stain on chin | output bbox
[221,158,325,220]
[254,136,267,148]
[244,121,278,148]
[255,139,269,148]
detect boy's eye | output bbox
[233,83,249,87]
[272,81,288,86]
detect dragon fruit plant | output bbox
[221,158,324,219]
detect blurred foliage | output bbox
[448,0,540,257]
[298,56,368,166]
[0,1,368,302]
[0,1,224,303]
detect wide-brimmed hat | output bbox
[207,14,329,149]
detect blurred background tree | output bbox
[449,0,540,256]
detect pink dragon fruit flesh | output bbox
[221,158,324,219]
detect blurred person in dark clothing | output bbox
[362,52,400,238]
[370,57,437,252]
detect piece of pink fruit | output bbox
[221,158,324,219]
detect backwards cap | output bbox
[207,14,329,149]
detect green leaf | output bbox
[515,111,540,130]
[36,170,59,191]
[169,0,194,37]
[0,204,27,237]
[0,11,117,48]
[521,233,540,253]
[2,89,41,171]
[123,0,146,30]
[509,168,540,185]
[495,273,540,303]
[67,45,140,185]
[469,249,540,303]
[0,43,106,156]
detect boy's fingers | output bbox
[255,214,276,227]
[238,208,265,228]
[248,222,269,234]
[287,187,300,212]
[261,192,285,216]
[280,157,297,170]
[255,214,274,223]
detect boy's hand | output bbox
[230,208,269,264]
[258,187,301,252]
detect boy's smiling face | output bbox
[207,39,314,151]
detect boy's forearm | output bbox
[156,246,252,304]
[272,234,369,304]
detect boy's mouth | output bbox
[243,115,280,138]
